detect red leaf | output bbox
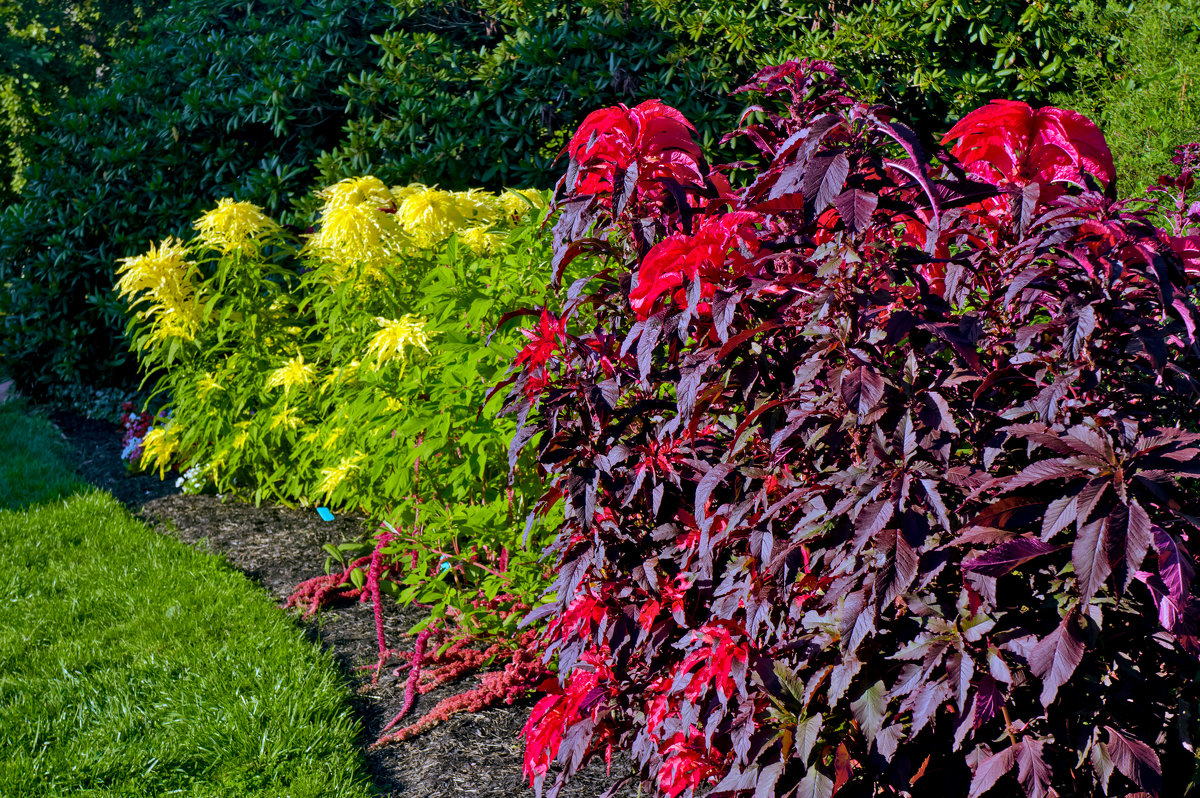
[943,99,1114,190]
[833,742,854,792]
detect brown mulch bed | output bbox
[47,408,639,798]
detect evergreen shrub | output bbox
[322,0,1127,193]
[0,0,389,398]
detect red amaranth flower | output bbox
[943,99,1114,191]
[568,100,704,198]
[515,309,568,373]
[629,211,764,320]
[656,729,728,798]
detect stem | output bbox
[1001,705,1018,746]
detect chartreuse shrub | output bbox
[117,178,564,740]
[322,0,1126,191]
[506,62,1200,797]
[0,0,390,401]
[0,402,373,797]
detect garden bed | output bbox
[49,408,637,798]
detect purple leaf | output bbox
[855,498,895,549]
[1014,738,1052,798]
[973,675,1003,729]
[1154,525,1194,604]
[875,724,903,760]
[1104,725,1162,795]
[840,365,885,415]
[1108,500,1153,592]
[753,761,783,798]
[794,770,834,798]
[832,188,878,234]
[1090,740,1114,793]
[1040,493,1078,541]
[948,651,976,712]
[636,311,665,385]
[1072,516,1111,602]
[1003,457,1086,491]
[907,678,952,735]
[694,463,734,531]
[875,528,918,609]
[968,745,1016,798]
[1028,612,1084,707]
[794,713,823,764]
[963,538,1062,577]
[851,680,887,744]
[803,151,850,219]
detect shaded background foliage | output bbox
[319,0,1130,191]
[0,0,160,204]
[0,0,390,397]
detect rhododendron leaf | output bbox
[1104,726,1162,795]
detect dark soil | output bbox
[47,408,639,798]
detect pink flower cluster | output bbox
[118,402,156,469]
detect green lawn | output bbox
[0,401,376,797]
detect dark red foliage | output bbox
[502,60,1200,798]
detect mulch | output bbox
[45,408,639,798]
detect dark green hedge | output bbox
[0,0,389,397]
[319,0,1127,191]
[0,0,158,205]
[0,0,1133,400]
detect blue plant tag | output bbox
[316,507,335,522]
